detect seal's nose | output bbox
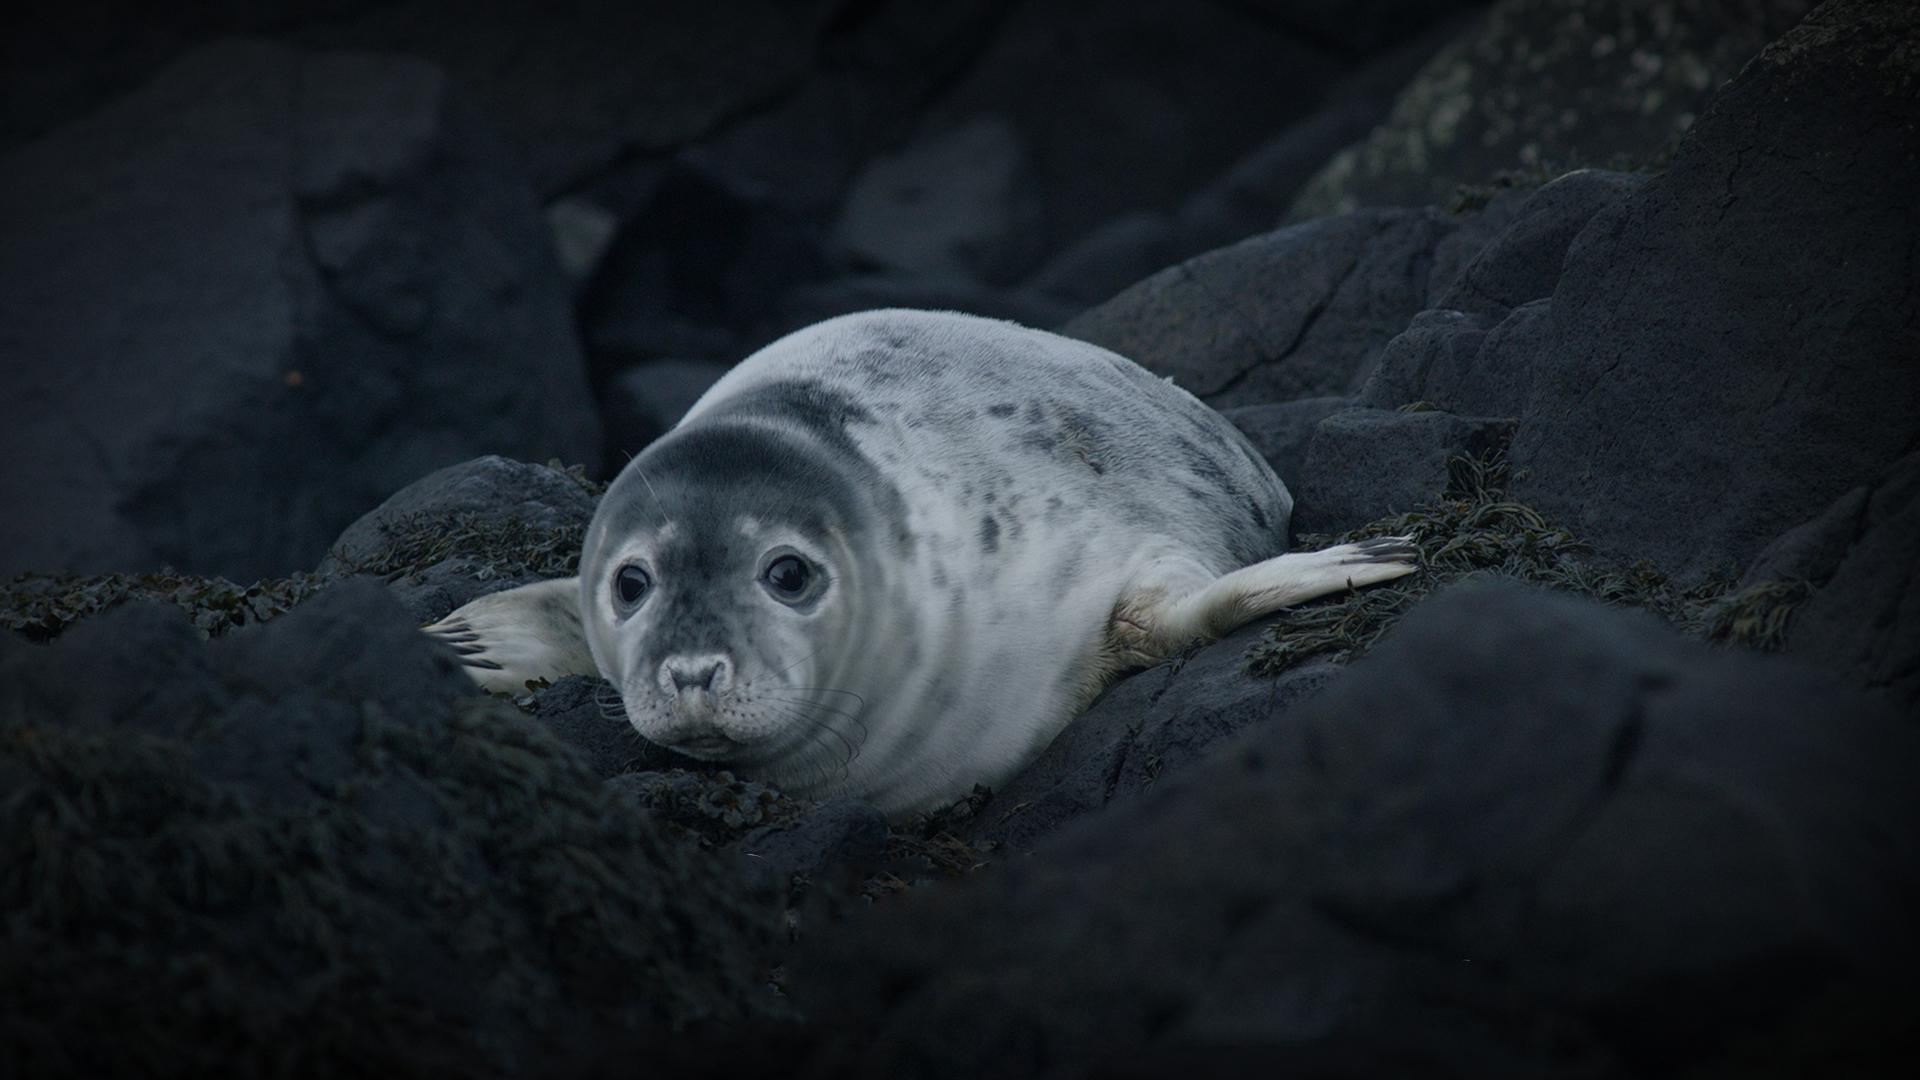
[658,654,733,696]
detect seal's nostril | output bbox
[661,655,733,695]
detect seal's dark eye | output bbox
[763,555,810,599]
[614,564,650,607]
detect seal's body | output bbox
[428,310,1414,815]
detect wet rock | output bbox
[776,274,1077,337]
[524,674,673,780]
[967,622,1343,853]
[581,153,839,372]
[1289,0,1815,219]
[0,41,598,581]
[600,360,734,458]
[834,114,1045,285]
[1025,211,1178,309]
[794,579,1919,1078]
[1496,0,1920,582]
[1293,408,1518,535]
[741,799,891,892]
[320,455,597,622]
[2,579,782,1077]
[1219,396,1354,489]
[909,0,1348,256]
[1777,450,1920,718]
[1172,13,1483,255]
[1064,194,1527,408]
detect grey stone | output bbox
[1294,408,1518,534]
[601,360,734,458]
[1781,450,1920,718]
[834,114,1045,285]
[795,579,1919,1077]
[967,622,1343,853]
[1289,0,1815,219]
[0,41,599,581]
[1063,197,1528,409]
[740,799,890,892]
[319,455,597,622]
[1220,397,1354,490]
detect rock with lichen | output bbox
[1288,0,1816,220]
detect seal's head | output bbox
[579,406,886,782]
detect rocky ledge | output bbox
[3,1,1916,1076]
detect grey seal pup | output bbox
[426,310,1415,816]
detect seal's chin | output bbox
[666,733,741,759]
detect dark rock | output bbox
[1496,0,1920,582]
[525,674,674,780]
[1025,211,1178,309]
[580,153,840,372]
[909,0,1347,258]
[1353,0,1920,584]
[966,622,1343,853]
[1065,195,1527,409]
[1741,485,1871,589]
[1289,0,1815,219]
[1294,408,1518,534]
[1779,450,1920,718]
[795,579,1919,1077]
[834,114,1045,285]
[1354,170,1644,416]
[775,274,1077,339]
[319,456,597,622]
[671,1,1017,220]
[1172,13,1483,255]
[601,360,734,458]
[740,799,890,891]
[1219,396,1354,488]
[0,40,599,582]
[1223,0,1489,55]
[1432,168,1646,319]
[2,577,781,1077]
[302,1,846,196]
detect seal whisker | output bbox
[761,692,869,748]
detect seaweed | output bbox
[1,569,330,642]
[1247,454,1808,676]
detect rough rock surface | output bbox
[1,580,783,1077]
[834,114,1045,285]
[1293,408,1517,535]
[1289,0,1816,219]
[1219,397,1354,490]
[320,456,598,622]
[794,580,1920,1077]
[0,41,599,582]
[1349,0,1920,583]
[965,623,1344,853]
[1767,450,1920,719]
[1063,193,1527,408]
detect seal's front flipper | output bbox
[421,576,596,694]
[1112,537,1420,666]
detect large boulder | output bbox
[1063,193,1528,408]
[320,456,598,622]
[1,580,783,1077]
[964,622,1344,853]
[1357,0,1920,583]
[1289,0,1816,219]
[792,579,1919,1077]
[900,0,1349,263]
[0,40,600,582]
[1754,450,1920,719]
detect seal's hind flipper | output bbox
[1109,538,1420,667]
[421,576,596,694]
